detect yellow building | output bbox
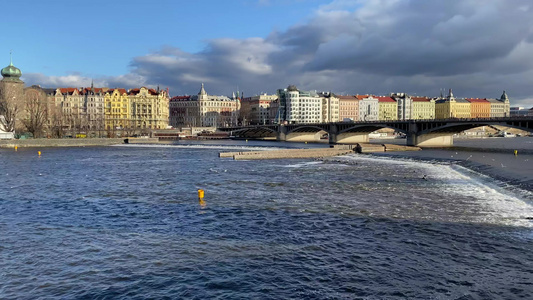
[104,88,129,130]
[412,97,435,120]
[377,96,397,120]
[128,87,169,129]
[435,89,471,119]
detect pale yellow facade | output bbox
[377,97,397,120]
[412,98,435,119]
[129,87,169,129]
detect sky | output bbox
[2,0,533,106]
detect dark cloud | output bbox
[23,0,533,106]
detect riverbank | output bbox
[0,138,125,148]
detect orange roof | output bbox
[59,88,78,94]
[128,88,140,95]
[355,95,371,100]
[377,96,396,102]
[465,98,489,103]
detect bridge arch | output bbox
[229,126,278,139]
[332,123,407,144]
[284,125,328,142]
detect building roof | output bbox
[1,54,22,82]
[355,95,372,100]
[412,97,430,102]
[80,87,108,94]
[127,87,159,96]
[170,95,193,101]
[338,95,357,100]
[465,98,489,103]
[107,88,127,95]
[376,96,396,102]
[59,88,79,95]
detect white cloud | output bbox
[23,0,533,106]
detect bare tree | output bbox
[21,88,47,138]
[48,103,66,138]
[0,87,22,133]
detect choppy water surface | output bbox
[1,141,533,299]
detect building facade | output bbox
[377,96,397,120]
[104,88,129,131]
[411,97,435,120]
[240,93,277,125]
[128,87,169,129]
[466,98,490,118]
[277,85,323,124]
[169,84,239,128]
[82,86,106,133]
[338,95,359,122]
[357,95,379,121]
[391,93,413,120]
[319,92,340,123]
[435,89,471,119]
[486,91,511,118]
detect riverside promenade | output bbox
[0,138,126,148]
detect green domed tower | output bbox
[1,54,22,82]
[0,53,25,134]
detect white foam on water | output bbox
[283,161,328,168]
[329,154,533,227]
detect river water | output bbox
[1,139,532,299]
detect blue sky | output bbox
[2,0,321,76]
[2,0,533,106]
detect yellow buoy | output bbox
[198,189,206,208]
[38,151,41,156]
[14,146,18,151]
[514,150,518,156]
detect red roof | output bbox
[412,97,430,102]
[80,87,106,94]
[128,88,140,95]
[377,96,396,102]
[108,88,128,95]
[59,88,78,94]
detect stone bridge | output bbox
[218,117,533,147]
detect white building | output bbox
[391,93,413,120]
[277,85,323,124]
[169,83,240,128]
[357,95,379,121]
